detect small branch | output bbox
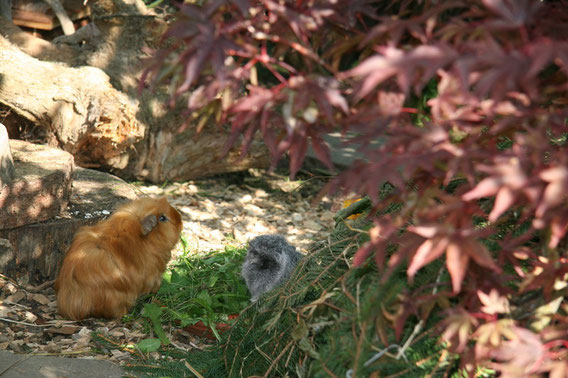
[26,279,55,293]
[0,317,53,327]
[262,340,293,378]
[184,360,205,378]
[43,0,75,35]
[53,23,102,45]
[29,350,91,356]
[93,13,157,21]
[395,265,445,359]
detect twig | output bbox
[29,350,91,356]
[0,317,53,327]
[262,340,293,378]
[26,279,55,293]
[43,0,75,35]
[93,13,157,21]
[170,340,190,352]
[0,273,18,285]
[184,360,205,378]
[395,265,445,359]
[3,301,31,310]
[395,319,424,360]
[341,220,371,235]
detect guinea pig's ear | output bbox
[141,214,158,235]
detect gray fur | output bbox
[241,235,303,302]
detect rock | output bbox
[320,211,335,223]
[240,194,253,203]
[209,229,225,243]
[304,220,322,231]
[244,204,263,216]
[232,227,246,243]
[254,189,268,198]
[292,213,303,222]
[187,184,199,194]
[45,342,61,353]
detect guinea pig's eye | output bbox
[158,214,168,222]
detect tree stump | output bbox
[0,139,73,229]
[0,141,138,284]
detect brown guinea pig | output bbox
[55,197,182,320]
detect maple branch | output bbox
[253,32,337,75]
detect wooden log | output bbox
[0,35,144,171]
[0,123,15,187]
[0,1,271,183]
[0,140,73,229]
[0,166,138,284]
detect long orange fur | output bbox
[55,197,182,320]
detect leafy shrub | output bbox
[144,0,568,375]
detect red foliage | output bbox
[145,0,568,374]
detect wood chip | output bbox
[30,293,50,305]
[44,326,80,335]
[24,311,37,323]
[6,291,25,303]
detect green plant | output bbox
[136,245,250,344]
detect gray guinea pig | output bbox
[241,235,303,302]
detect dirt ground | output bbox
[0,163,349,366]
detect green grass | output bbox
[127,240,250,348]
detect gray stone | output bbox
[0,350,127,378]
